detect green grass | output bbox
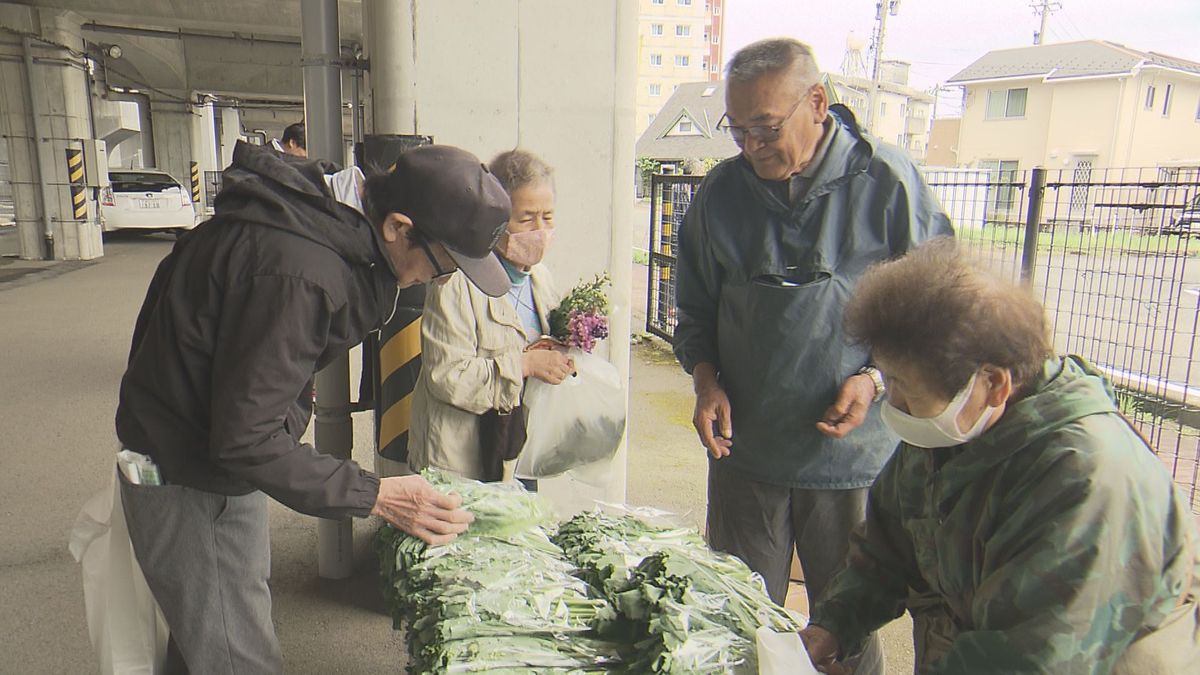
[956,224,1200,257]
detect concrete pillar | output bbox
[364,0,416,135]
[190,100,219,216]
[217,105,241,169]
[0,4,102,260]
[151,99,196,186]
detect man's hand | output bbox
[692,363,733,459]
[522,349,575,384]
[799,625,846,675]
[816,374,876,439]
[371,475,475,545]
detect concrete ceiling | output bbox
[15,0,364,40]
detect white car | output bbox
[100,169,196,234]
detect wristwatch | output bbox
[857,365,886,402]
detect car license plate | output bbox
[135,198,162,209]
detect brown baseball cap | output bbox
[391,145,511,297]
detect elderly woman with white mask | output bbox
[801,239,1199,675]
[408,150,573,483]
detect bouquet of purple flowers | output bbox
[548,274,611,353]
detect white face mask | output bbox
[880,372,999,448]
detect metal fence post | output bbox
[1021,167,1046,285]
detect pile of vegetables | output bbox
[554,511,802,674]
[376,471,622,673]
[376,472,802,674]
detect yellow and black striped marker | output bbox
[65,148,86,220]
[190,162,201,204]
[659,197,672,280]
[376,286,426,463]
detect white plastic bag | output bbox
[757,624,820,675]
[68,470,168,675]
[516,349,627,479]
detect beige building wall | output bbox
[957,77,1054,170]
[926,117,961,167]
[956,70,1200,172]
[1040,78,1122,170]
[1122,70,1200,167]
[636,0,709,136]
[832,81,932,161]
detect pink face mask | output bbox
[500,228,555,268]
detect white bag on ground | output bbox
[68,470,168,675]
[517,349,627,479]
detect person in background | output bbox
[672,37,952,673]
[280,122,307,158]
[408,149,572,483]
[803,239,1200,675]
[115,142,512,673]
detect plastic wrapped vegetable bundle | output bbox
[554,511,803,674]
[375,471,623,674]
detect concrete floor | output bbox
[0,230,914,673]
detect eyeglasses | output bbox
[415,236,456,283]
[717,96,806,146]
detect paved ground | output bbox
[0,229,913,673]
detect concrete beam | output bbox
[16,0,364,41]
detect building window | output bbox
[1195,96,1200,121]
[651,0,664,4]
[678,0,692,5]
[712,32,720,44]
[679,119,694,133]
[650,23,663,36]
[675,55,690,67]
[979,159,1020,214]
[649,83,661,97]
[880,101,887,117]
[650,53,662,67]
[676,24,691,37]
[1163,84,1174,117]
[713,3,721,14]
[648,113,657,125]
[711,63,718,73]
[1145,85,1156,110]
[702,57,709,71]
[985,87,1027,119]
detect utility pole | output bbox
[1032,0,1062,45]
[866,0,900,132]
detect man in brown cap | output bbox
[114,142,510,673]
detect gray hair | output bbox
[726,38,820,91]
[488,149,555,195]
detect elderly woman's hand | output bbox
[799,625,848,675]
[816,373,877,439]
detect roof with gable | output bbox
[636,81,740,161]
[947,39,1200,85]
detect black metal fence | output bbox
[647,168,1200,512]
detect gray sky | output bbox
[723,0,1200,115]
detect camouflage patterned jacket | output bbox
[811,356,1199,674]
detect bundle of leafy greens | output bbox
[375,471,623,674]
[377,474,801,673]
[553,511,803,674]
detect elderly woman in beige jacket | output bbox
[408,150,573,481]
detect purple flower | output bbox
[565,309,610,353]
